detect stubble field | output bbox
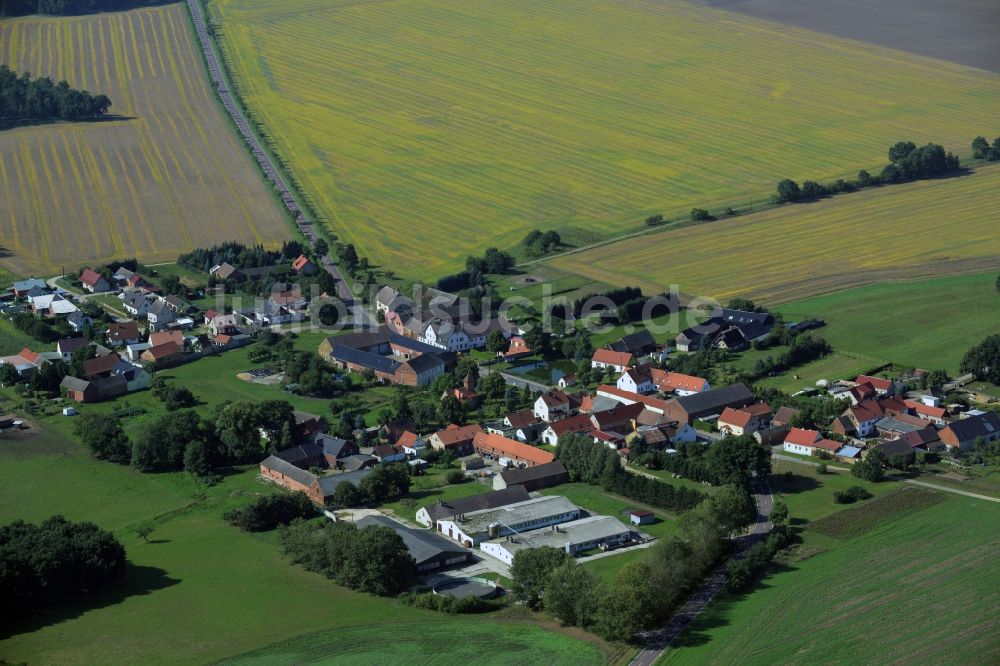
[208,0,1000,280]
[0,4,289,276]
[549,164,1000,303]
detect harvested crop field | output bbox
[208,0,1000,280]
[0,4,289,276]
[549,164,1000,304]
[700,0,1000,73]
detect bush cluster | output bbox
[0,65,110,120]
[833,486,873,504]
[225,493,316,532]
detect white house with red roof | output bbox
[533,390,573,422]
[616,365,654,394]
[718,405,769,436]
[79,268,112,293]
[854,374,895,396]
[782,427,821,455]
[591,348,634,373]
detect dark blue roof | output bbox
[330,345,400,374]
[388,333,442,355]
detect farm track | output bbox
[0,5,289,276]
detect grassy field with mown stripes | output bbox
[0,4,289,276]
[208,0,1000,280]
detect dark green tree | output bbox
[510,546,571,609]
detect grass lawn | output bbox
[754,351,876,393]
[661,491,1000,664]
[0,316,39,357]
[540,482,678,539]
[209,0,999,281]
[215,619,606,666]
[0,419,612,665]
[776,271,1000,373]
[379,469,494,524]
[768,460,898,525]
[582,547,648,585]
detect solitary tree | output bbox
[136,522,154,544]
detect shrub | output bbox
[690,207,712,221]
[225,492,316,532]
[445,469,466,484]
[816,463,828,475]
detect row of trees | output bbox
[0,65,111,121]
[556,436,706,512]
[1,0,158,15]
[520,229,562,257]
[748,335,831,380]
[436,247,516,293]
[177,240,306,272]
[510,483,760,641]
[324,463,412,510]
[225,493,316,532]
[774,141,960,203]
[970,136,1000,162]
[278,520,415,596]
[0,515,126,620]
[630,434,772,487]
[960,334,1000,385]
[74,398,307,477]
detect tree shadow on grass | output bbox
[0,115,136,131]
[666,560,797,649]
[769,472,821,495]
[0,563,179,640]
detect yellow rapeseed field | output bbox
[209,0,1000,280]
[549,164,1000,304]
[0,5,289,276]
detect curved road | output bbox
[629,476,773,666]
[184,0,355,308]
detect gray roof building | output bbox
[356,515,470,572]
[417,485,531,526]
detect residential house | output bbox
[145,300,177,331]
[492,461,568,491]
[375,285,414,315]
[415,486,531,527]
[314,433,359,468]
[772,406,801,427]
[291,254,318,276]
[149,330,184,348]
[294,411,324,439]
[504,410,545,442]
[854,374,897,396]
[29,293,79,318]
[442,373,480,407]
[210,262,247,283]
[9,278,47,298]
[259,455,372,505]
[675,308,773,351]
[591,348,634,373]
[502,336,532,361]
[0,348,48,377]
[540,413,595,446]
[534,390,573,422]
[65,310,91,334]
[112,268,158,293]
[140,341,183,367]
[607,330,659,359]
[395,431,428,457]
[590,402,645,435]
[718,405,766,436]
[79,269,112,293]
[650,370,710,396]
[373,444,407,464]
[472,431,555,467]
[120,289,153,317]
[903,399,947,425]
[421,320,471,352]
[876,413,931,439]
[82,354,122,380]
[103,321,140,349]
[428,423,484,456]
[897,427,943,453]
[617,365,655,394]
[783,428,821,455]
[56,337,88,363]
[939,412,1000,451]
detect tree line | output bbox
[0,515,126,621]
[629,434,772,487]
[0,0,160,16]
[970,135,1000,162]
[774,140,960,204]
[556,435,706,512]
[0,65,110,122]
[177,240,306,272]
[278,519,415,596]
[73,398,308,478]
[520,229,562,257]
[509,482,772,641]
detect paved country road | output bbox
[184,0,359,314]
[629,476,773,666]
